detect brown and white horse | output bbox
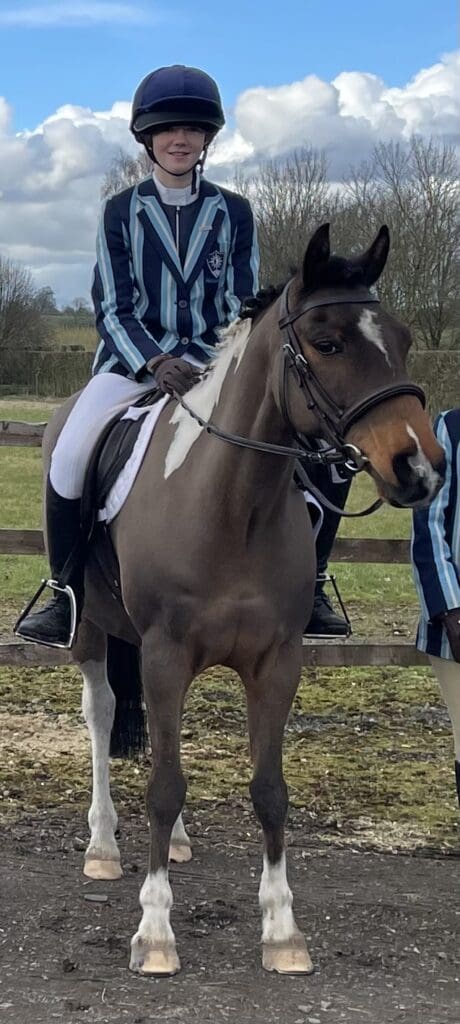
[44,224,445,976]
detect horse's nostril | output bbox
[388,449,445,508]
[392,450,445,502]
[392,451,416,487]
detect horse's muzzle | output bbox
[385,452,446,508]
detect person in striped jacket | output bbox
[92,65,259,379]
[16,65,259,648]
[411,407,460,803]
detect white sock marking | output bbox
[81,659,119,862]
[134,870,175,947]
[164,319,252,478]
[259,853,297,944]
[358,309,391,367]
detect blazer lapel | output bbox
[136,178,227,290]
[183,189,225,282]
[136,179,184,282]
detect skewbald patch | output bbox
[164,318,252,478]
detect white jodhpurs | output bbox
[50,374,158,500]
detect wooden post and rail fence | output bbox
[0,419,428,669]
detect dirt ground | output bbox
[0,805,459,1024]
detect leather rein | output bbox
[175,284,426,518]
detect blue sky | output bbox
[0,0,458,303]
[1,0,457,131]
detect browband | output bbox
[279,288,379,328]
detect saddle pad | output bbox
[98,395,169,524]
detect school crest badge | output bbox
[206,249,224,278]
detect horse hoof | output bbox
[262,936,314,975]
[169,842,192,863]
[83,857,123,880]
[130,939,180,976]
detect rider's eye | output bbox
[313,340,342,356]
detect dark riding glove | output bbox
[440,607,460,663]
[146,354,201,396]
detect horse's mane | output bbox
[240,279,292,324]
[240,255,368,324]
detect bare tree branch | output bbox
[0,257,53,351]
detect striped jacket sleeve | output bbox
[224,199,259,322]
[411,412,460,620]
[92,196,163,375]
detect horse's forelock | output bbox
[301,255,365,298]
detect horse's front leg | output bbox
[130,632,191,976]
[244,640,313,975]
[79,640,122,880]
[170,811,192,862]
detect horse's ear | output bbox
[358,225,390,286]
[302,223,330,292]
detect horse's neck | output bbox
[169,318,295,513]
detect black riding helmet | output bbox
[130,65,225,171]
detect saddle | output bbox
[80,384,166,602]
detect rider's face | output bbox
[152,125,207,178]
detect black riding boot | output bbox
[304,460,352,638]
[15,478,84,648]
[455,761,460,808]
[305,583,350,638]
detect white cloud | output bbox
[0,51,458,304]
[222,51,460,177]
[0,3,161,27]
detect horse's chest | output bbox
[188,589,303,666]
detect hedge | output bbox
[0,347,458,412]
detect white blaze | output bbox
[358,308,391,367]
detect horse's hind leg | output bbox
[74,621,122,880]
[130,632,191,976]
[243,642,313,975]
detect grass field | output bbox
[0,396,457,850]
[48,322,97,351]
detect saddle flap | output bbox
[80,385,163,532]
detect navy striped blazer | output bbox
[411,408,460,658]
[91,176,259,377]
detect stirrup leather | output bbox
[14,578,78,650]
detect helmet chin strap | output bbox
[143,140,210,193]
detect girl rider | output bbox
[16,65,259,648]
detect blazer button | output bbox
[178,299,188,309]
[180,337,189,345]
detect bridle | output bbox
[175,283,426,518]
[276,283,426,515]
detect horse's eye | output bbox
[313,340,342,356]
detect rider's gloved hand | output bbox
[146,354,201,396]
